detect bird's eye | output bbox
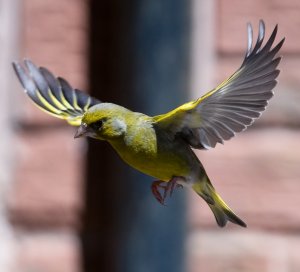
[90,120,103,131]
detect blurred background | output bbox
[0,0,299,271]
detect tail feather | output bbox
[208,192,247,228]
[193,178,247,228]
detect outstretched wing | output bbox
[13,60,101,126]
[154,20,285,149]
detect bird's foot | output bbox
[151,177,183,205]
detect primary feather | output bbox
[12,60,101,126]
[153,20,285,149]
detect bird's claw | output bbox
[151,180,166,205]
[151,177,182,205]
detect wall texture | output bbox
[8,1,88,271]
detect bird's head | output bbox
[74,103,129,140]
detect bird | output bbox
[13,20,284,227]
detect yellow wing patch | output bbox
[13,60,101,127]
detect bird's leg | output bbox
[151,180,166,205]
[151,177,182,205]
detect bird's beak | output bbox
[74,123,88,139]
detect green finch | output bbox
[13,20,284,227]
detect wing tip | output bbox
[12,60,36,94]
[258,19,265,39]
[243,20,284,66]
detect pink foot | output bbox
[151,177,183,205]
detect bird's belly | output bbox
[110,141,192,181]
[124,152,190,181]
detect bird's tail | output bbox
[192,176,247,228]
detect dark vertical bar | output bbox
[81,1,190,271]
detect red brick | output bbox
[289,238,300,272]
[15,232,81,272]
[9,127,84,228]
[187,231,299,272]
[217,0,298,53]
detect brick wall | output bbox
[8,1,88,271]
[188,1,300,272]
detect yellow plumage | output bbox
[13,20,284,227]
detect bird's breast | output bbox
[109,123,193,181]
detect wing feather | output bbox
[153,20,284,149]
[13,60,101,126]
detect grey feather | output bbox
[13,59,101,123]
[180,20,284,149]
